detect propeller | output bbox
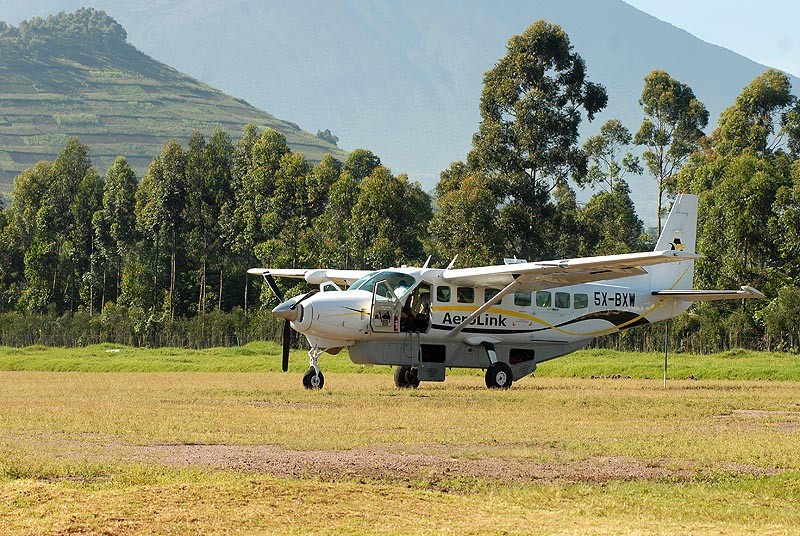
[264,273,319,373]
[263,273,291,372]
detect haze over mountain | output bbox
[2,0,798,223]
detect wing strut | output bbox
[446,277,523,337]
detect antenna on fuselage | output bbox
[422,255,431,269]
[446,255,458,270]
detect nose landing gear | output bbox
[303,346,325,389]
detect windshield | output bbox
[349,271,417,299]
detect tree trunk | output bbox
[170,229,176,322]
[152,233,159,313]
[218,268,223,311]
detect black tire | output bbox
[302,367,324,389]
[485,362,513,389]
[394,366,420,389]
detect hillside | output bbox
[4,0,794,225]
[0,8,345,193]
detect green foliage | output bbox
[343,149,381,182]
[429,174,503,266]
[351,168,432,268]
[580,119,642,192]
[634,70,708,235]
[714,69,797,157]
[578,182,644,256]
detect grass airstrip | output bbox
[1,343,799,534]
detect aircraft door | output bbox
[371,280,401,333]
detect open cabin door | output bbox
[371,280,401,333]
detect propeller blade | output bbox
[291,289,318,309]
[282,320,291,372]
[264,273,285,302]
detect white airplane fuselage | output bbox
[259,194,762,388]
[284,266,692,382]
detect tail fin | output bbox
[649,194,698,290]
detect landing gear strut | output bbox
[394,366,420,388]
[303,346,324,389]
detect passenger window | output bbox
[555,292,570,309]
[574,293,588,309]
[457,287,475,303]
[535,291,551,308]
[484,288,500,303]
[436,286,451,303]
[514,291,531,307]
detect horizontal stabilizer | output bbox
[651,286,765,302]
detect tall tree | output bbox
[99,156,138,305]
[578,182,644,256]
[634,70,708,236]
[70,168,104,313]
[343,149,381,183]
[429,173,503,267]
[714,69,798,157]
[467,20,607,260]
[579,119,642,192]
[135,141,188,320]
[351,167,432,268]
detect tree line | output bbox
[0,20,799,352]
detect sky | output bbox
[624,0,800,77]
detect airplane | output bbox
[248,194,764,390]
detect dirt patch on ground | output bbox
[138,443,779,484]
[714,409,800,430]
[2,433,783,485]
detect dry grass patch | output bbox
[1,371,800,533]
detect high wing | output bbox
[247,268,373,286]
[652,286,765,301]
[440,250,700,290]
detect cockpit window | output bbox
[349,271,417,299]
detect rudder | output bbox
[650,194,698,290]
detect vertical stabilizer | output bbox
[650,194,698,290]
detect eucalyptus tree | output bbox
[714,69,798,157]
[467,20,607,260]
[351,167,432,269]
[429,173,503,267]
[580,119,642,192]
[343,148,381,183]
[70,168,104,313]
[99,156,138,304]
[634,70,708,235]
[578,182,644,256]
[312,170,360,269]
[135,140,188,320]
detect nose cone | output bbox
[272,299,298,322]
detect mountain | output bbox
[2,1,798,223]
[0,8,345,193]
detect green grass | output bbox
[1,343,799,381]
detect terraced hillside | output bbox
[0,8,345,194]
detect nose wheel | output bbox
[302,367,324,389]
[303,346,325,390]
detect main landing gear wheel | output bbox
[394,366,420,389]
[485,362,513,389]
[302,367,324,389]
